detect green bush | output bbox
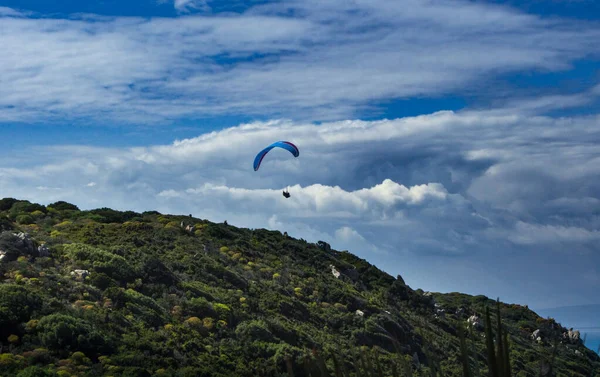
[16,214,35,225]
[0,284,43,333]
[16,366,58,377]
[186,297,217,318]
[35,313,109,355]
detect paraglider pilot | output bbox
[253,141,299,199]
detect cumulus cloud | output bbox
[1,0,600,123]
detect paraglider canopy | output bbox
[254,141,298,198]
[253,141,299,171]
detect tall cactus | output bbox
[496,300,506,377]
[485,306,499,377]
[459,322,473,377]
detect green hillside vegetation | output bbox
[0,197,598,377]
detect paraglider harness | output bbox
[283,188,291,198]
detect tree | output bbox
[47,201,80,211]
[0,197,18,211]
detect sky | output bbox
[1,0,600,335]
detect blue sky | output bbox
[1,0,600,340]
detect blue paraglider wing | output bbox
[253,141,299,171]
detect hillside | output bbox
[0,197,598,377]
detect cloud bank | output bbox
[1,0,600,123]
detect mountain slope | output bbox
[0,198,598,377]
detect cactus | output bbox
[459,322,473,377]
[485,306,499,377]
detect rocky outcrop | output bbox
[329,264,340,279]
[13,232,36,254]
[0,231,39,262]
[342,268,360,282]
[38,244,50,257]
[71,269,90,279]
[389,275,410,300]
[563,328,581,344]
[317,241,331,252]
[467,315,483,330]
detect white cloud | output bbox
[333,226,385,255]
[1,1,600,123]
[509,221,600,245]
[0,6,24,17]
[335,226,365,243]
[36,186,61,191]
[178,179,449,221]
[174,0,210,13]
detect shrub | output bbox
[35,313,109,355]
[235,320,274,342]
[185,317,202,328]
[0,284,43,332]
[16,215,35,225]
[213,303,231,320]
[8,334,19,344]
[186,297,216,318]
[203,317,215,330]
[16,366,58,377]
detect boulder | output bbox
[0,231,38,261]
[467,315,483,330]
[38,244,50,257]
[563,328,581,344]
[71,269,90,279]
[329,265,340,279]
[14,232,37,254]
[317,240,331,252]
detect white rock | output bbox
[71,269,90,278]
[329,265,340,279]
